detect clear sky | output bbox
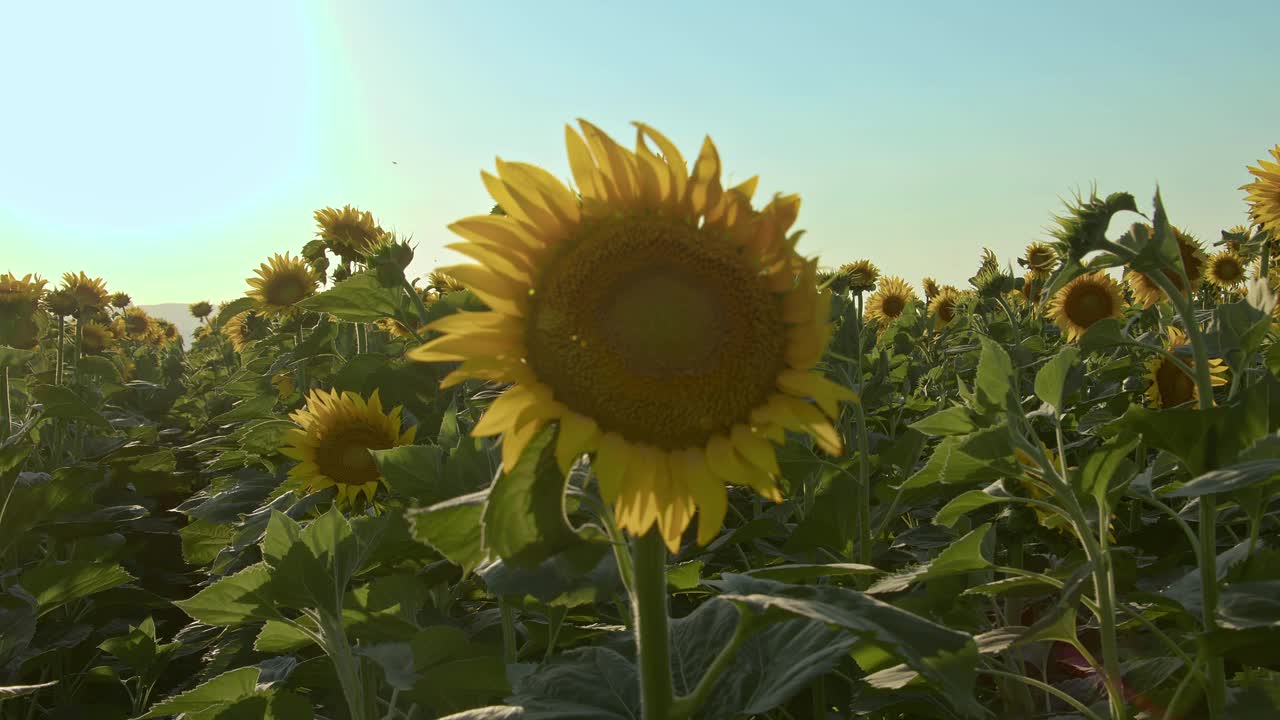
[3,0,1278,304]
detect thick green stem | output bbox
[318,611,371,720]
[671,607,752,719]
[632,530,673,720]
[0,366,9,442]
[852,292,872,563]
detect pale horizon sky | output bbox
[3,0,1278,304]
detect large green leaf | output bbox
[714,575,981,718]
[135,667,259,719]
[409,490,490,574]
[1166,459,1280,498]
[372,443,450,502]
[901,424,1018,489]
[33,384,110,429]
[974,337,1017,415]
[174,563,282,626]
[297,271,405,322]
[213,297,259,330]
[0,681,57,700]
[868,524,993,594]
[180,520,236,566]
[482,426,577,567]
[1034,346,1081,412]
[18,560,134,616]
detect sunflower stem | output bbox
[632,530,673,720]
[670,605,753,720]
[55,317,64,385]
[0,366,10,443]
[317,610,372,720]
[851,291,872,564]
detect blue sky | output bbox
[3,0,1277,303]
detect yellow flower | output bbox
[1125,227,1206,308]
[0,273,47,350]
[1242,145,1280,233]
[1022,242,1057,279]
[118,306,154,340]
[408,120,857,551]
[1145,328,1228,409]
[1206,250,1247,289]
[222,310,267,353]
[280,389,416,505]
[189,301,214,320]
[929,286,964,329]
[838,259,879,294]
[315,205,385,263]
[44,289,78,318]
[921,276,940,302]
[379,288,437,339]
[246,253,319,316]
[1048,271,1123,342]
[865,276,917,324]
[427,270,468,295]
[109,292,132,310]
[60,272,109,316]
[79,321,116,354]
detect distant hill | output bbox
[140,303,203,340]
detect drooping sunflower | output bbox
[280,389,416,504]
[1022,242,1057,279]
[1206,250,1247,289]
[246,253,319,316]
[929,286,964,330]
[921,276,940,302]
[109,292,132,310]
[0,273,47,349]
[1048,271,1124,342]
[427,270,467,295]
[44,289,78,318]
[1242,145,1280,233]
[60,272,109,316]
[79,321,116,354]
[222,310,268,353]
[118,306,154,340]
[189,301,214,320]
[865,276,917,324]
[838,259,879,294]
[155,319,181,345]
[1125,227,1206,308]
[314,205,385,263]
[1145,328,1228,408]
[408,120,857,551]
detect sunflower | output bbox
[109,292,131,310]
[1206,250,1247,289]
[246,253,318,316]
[314,205,385,263]
[222,310,267,353]
[1242,145,1280,233]
[1145,328,1228,409]
[865,276,917,324]
[427,270,467,295]
[44,289,78,318]
[838,259,879,294]
[189,301,214,320]
[921,276,940,302]
[79,321,116,354]
[60,272,109,316]
[408,120,856,551]
[1125,227,1207,308]
[929,286,964,329]
[0,273,47,349]
[280,389,416,504]
[118,306,154,340]
[1022,242,1057,279]
[379,288,437,339]
[1048,271,1123,342]
[155,319,180,344]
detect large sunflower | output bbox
[0,273,47,349]
[246,253,319,316]
[79,321,116,354]
[315,205,385,263]
[1022,242,1057,279]
[1048,271,1123,342]
[1206,250,1246,289]
[280,389,416,504]
[838,259,879,294]
[222,310,268,353]
[109,292,132,310]
[1145,328,1228,408]
[1242,145,1280,233]
[60,272,109,316]
[408,120,856,551]
[118,306,154,340]
[1125,227,1206,308]
[44,289,78,318]
[929,286,964,330]
[865,276,917,324]
[189,301,214,320]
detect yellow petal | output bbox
[445,242,533,285]
[731,424,780,477]
[437,264,528,317]
[496,159,581,228]
[655,454,693,553]
[424,310,519,336]
[633,122,688,202]
[471,385,537,438]
[482,170,562,239]
[593,432,629,502]
[501,418,545,472]
[688,136,723,216]
[617,444,659,537]
[406,332,523,363]
[565,124,602,200]
[777,369,858,418]
[679,447,727,545]
[449,215,545,254]
[556,411,600,473]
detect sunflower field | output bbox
[3,126,1280,720]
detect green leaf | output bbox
[1166,460,1280,498]
[76,354,122,383]
[504,647,637,720]
[1078,318,1126,353]
[868,524,993,594]
[135,667,259,719]
[1034,346,1081,412]
[254,620,316,653]
[213,297,259,330]
[714,575,981,718]
[0,346,39,369]
[909,406,978,437]
[974,337,1016,414]
[0,681,58,699]
[477,539,618,607]
[371,444,449,502]
[934,488,1009,528]
[261,508,374,616]
[742,563,879,583]
[482,425,577,567]
[1078,434,1140,504]
[33,384,110,429]
[180,520,236,566]
[1218,581,1280,630]
[667,560,704,590]
[901,424,1017,489]
[297,271,405,322]
[99,622,158,673]
[174,563,282,626]
[437,709,524,720]
[407,626,510,713]
[409,491,490,574]
[18,560,134,616]
[209,395,277,425]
